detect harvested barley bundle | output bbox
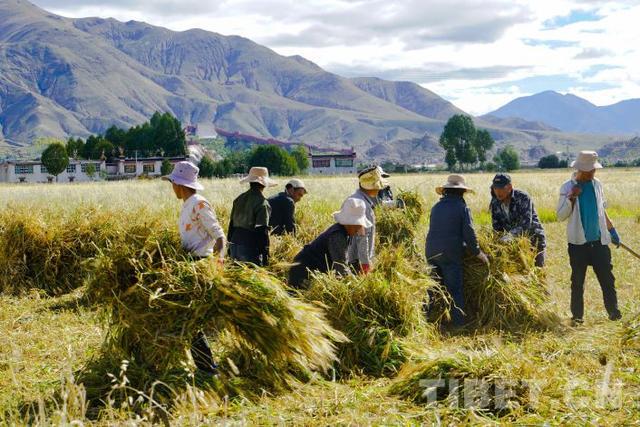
[396,189,424,223]
[376,207,418,247]
[84,232,346,398]
[461,231,560,331]
[389,351,529,416]
[0,208,133,295]
[303,247,438,377]
[269,232,305,280]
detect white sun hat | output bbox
[571,151,603,171]
[435,174,474,195]
[161,160,204,191]
[239,166,278,187]
[332,198,373,227]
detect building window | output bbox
[124,164,136,174]
[143,163,155,173]
[40,165,48,174]
[67,164,76,173]
[312,158,331,168]
[335,158,354,167]
[15,165,34,174]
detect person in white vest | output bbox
[163,160,226,374]
[556,151,622,325]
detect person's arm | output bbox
[284,199,295,234]
[462,206,481,256]
[490,200,504,232]
[255,202,271,265]
[327,233,349,276]
[196,201,226,260]
[557,182,576,221]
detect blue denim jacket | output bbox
[426,194,480,264]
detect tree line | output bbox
[65,112,186,161]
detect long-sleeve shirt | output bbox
[228,187,271,260]
[346,189,377,265]
[180,194,225,258]
[426,194,480,264]
[293,223,351,275]
[490,189,545,247]
[268,192,296,235]
[557,176,611,245]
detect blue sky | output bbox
[32,0,640,115]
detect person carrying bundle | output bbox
[557,151,622,325]
[228,167,277,266]
[345,165,392,274]
[268,178,307,235]
[162,160,225,374]
[288,198,371,289]
[425,174,489,328]
[489,173,546,267]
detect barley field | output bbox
[1,168,639,425]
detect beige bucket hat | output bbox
[571,151,603,171]
[333,198,373,227]
[358,166,389,191]
[239,166,278,187]
[436,174,474,195]
[287,178,307,193]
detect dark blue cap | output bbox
[492,173,511,188]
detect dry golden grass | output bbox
[1,168,639,424]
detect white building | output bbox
[0,156,186,183]
[309,148,357,175]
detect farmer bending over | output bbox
[557,151,622,325]
[162,160,225,374]
[288,198,371,289]
[268,178,307,235]
[425,174,489,328]
[489,173,546,267]
[345,165,391,274]
[228,167,277,266]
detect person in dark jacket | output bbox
[425,174,489,327]
[490,173,546,267]
[268,178,307,235]
[288,198,371,289]
[228,167,277,266]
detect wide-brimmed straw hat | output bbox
[571,151,603,171]
[358,165,389,191]
[436,174,474,195]
[333,198,373,228]
[161,160,204,191]
[239,166,278,187]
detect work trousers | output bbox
[568,241,620,320]
[427,260,466,327]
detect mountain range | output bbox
[0,0,635,162]
[485,91,640,135]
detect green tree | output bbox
[439,114,477,170]
[41,143,69,182]
[199,156,216,178]
[474,129,495,165]
[494,146,520,171]
[248,145,298,176]
[105,126,127,148]
[85,163,97,180]
[66,137,85,159]
[291,145,310,172]
[538,154,560,169]
[161,159,174,176]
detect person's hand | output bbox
[361,264,371,275]
[609,228,621,248]
[396,198,406,209]
[568,185,582,201]
[477,252,490,266]
[216,257,225,267]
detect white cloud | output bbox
[31,0,640,114]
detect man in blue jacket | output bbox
[426,174,489,327]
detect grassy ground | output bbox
[1,168,639,425]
